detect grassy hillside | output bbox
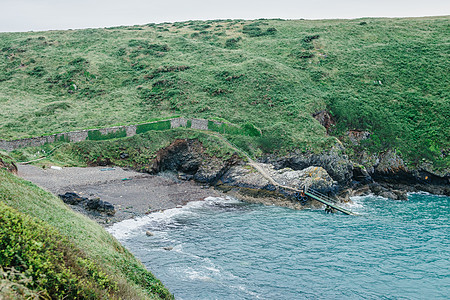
[0,163,173,299]
[0,17,448,169]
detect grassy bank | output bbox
[9,128,242,169]
[0,17,448,169]
[0,155,173,299]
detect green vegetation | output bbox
[207,120,261,137]
[0,17,449,169]
[0,202,117,298]
[9,128,240,170]
[136,120,171,134]
[0,164,173,299]
[87,128,127,141]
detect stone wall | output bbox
[0,118,224,151]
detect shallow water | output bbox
[108,193,449,299]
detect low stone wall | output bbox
[0,118,224,151]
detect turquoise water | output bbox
[109,193,449,299]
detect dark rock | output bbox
[86,198,115,216]
[151,139,240,185]
[194,154,239,184]
[379,190,397,200]
[393,190,408,201]
[352,165,373,184]
[59,192,115,215]
[357,150,450,196]
[152,139,203,174]
[178,172,193,181]
[369,183,382,194]
[267,146,354,186]
[59,192,88,205]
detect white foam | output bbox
[185,269,214,281]
[107,196,239,240]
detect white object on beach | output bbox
[50,166,62,170]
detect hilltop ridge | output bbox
[0,16,448,170]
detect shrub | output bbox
[0,202,117,298]
[243,25,277,37]
[27,66,46,77]
[302,34,320,43]
[225,37,242,49]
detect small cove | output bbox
[109,193,449,299]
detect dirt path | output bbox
[18,165,223,224]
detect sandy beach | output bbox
[18,165,224,224]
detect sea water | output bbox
[108,193,449,299]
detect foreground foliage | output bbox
[0,167,173,299]
[0,202,116,299]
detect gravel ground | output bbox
[18,165,223,225]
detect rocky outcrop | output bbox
[354,150,450,196]
[152,139,203,174]
[265,146,353,186]
[59,192,115,216]
[217,163,339,208]
[150,139,240,185]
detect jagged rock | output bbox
[59,192,87,205]
[151,139,239,185]
[86,198,115,216]
[59,192,115,215]
[379,190,397,199]
[177,172,193,181]
[393,190,408,201]
[352,165,373,184]
[369,183,383,194]
[221,163,338,195]
[269,166,338,194]
[193,156,238,184]
[267,146,354,186]
[374,150,408,176]
[369,183,408,200]
[152,139,203,174]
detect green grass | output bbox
[0,17,448,170]
[10,128,241,170]
[87,128,127,141]
[0,165,173,299]
[0,202,117,299]
[136,120,171,134]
